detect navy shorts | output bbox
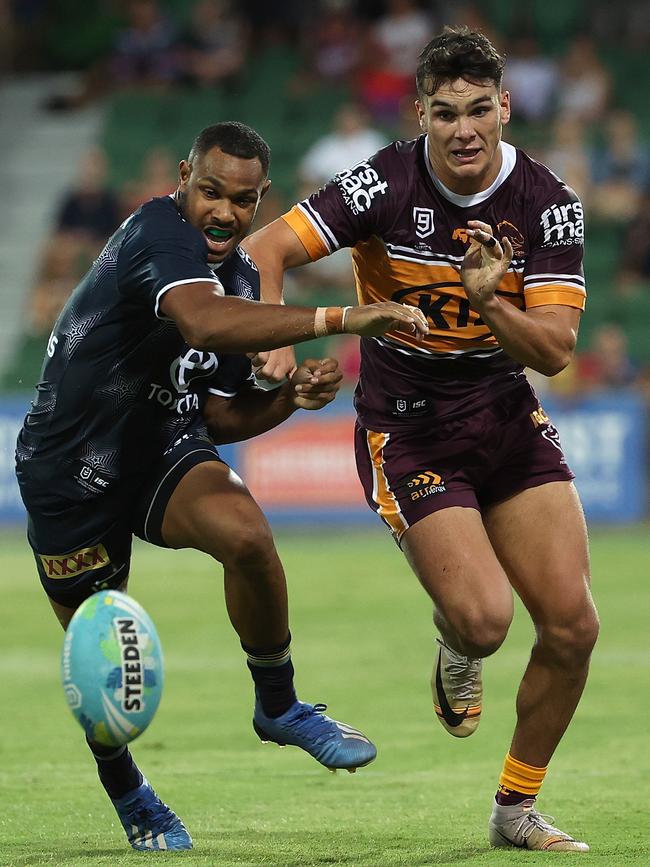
[18,432,223,608]
[355,383,574,545]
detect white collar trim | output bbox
[424,139,517,207]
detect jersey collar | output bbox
[423,138,517,207]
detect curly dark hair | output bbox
[189,121,270,177]
[416,26,505,98]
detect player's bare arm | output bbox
[159,281,428,353]
[242,218,316,381]
[203,358,342,444]
[461,220,580,376]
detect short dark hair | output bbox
[416,26,505,98]
[189,121,271,177]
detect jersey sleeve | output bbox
[523,187,586,310]
[206,354,255,397]
[116,202,223,317]
[282,151,392,260]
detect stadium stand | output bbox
[2,0,650,391]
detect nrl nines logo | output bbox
[413,207,435,239]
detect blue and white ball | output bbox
[61,590,164,747]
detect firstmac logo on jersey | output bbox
[540,201,584,247]
[335,162,388,214]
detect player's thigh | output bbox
[483,482,597,645]
[49,577,130,630]
[18,475,134,627]
[401,507,514,644]
[355,421,513,640]
[160,461,276,566]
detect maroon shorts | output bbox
[355,383,574,544]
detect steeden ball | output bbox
[61,590,164,746]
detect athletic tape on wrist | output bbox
[314,306,344,337]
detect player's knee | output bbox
[451,609,511,658]
[538,606,599,668]
[214,519,277,572]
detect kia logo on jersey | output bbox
[413,207,435,239]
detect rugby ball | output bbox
[61,590,164,747]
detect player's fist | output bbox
[248,346,297,383]
[344,302,429,339]
[288,357,342,410]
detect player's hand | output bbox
[248,346,297,383]
[287,357,342,410]
[344,301,429,339]
[460,220,514,311]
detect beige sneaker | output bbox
[431,639,482,737]
[488,799,589,852]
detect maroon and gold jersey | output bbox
[282,136,585,428]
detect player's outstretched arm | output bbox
[160,285,428,354]
[204,358,342,444]
[242,218,321,384]
[460,220,580,376]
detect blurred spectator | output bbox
[373,0,434,79]
[590,1,650,50]
[540,114,593,209]
[616,191,650,293]
[119,146,177,217]
[177,0,248,89]
[355,0,433,124]
[44,0,180,110]
[29,235,87,336]
[55,147,120,246]
[590,110,650,223]
[576,323,639,391]
[557,35,611,124]
[502,35,558,123]
[303,0,362,82]
[298,103,388,188]
[110,0,180,87]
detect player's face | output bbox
[416,79,510,195]
[177,147,270,263]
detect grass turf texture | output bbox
[0,525,648,866]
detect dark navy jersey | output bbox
[16,195,258,493]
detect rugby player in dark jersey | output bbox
[15,121,428,852]
[242,29,598,852]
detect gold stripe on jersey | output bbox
[283,207,585,355]
[366,430,409,540]
[284,207,330,259]
[524,283,586,309]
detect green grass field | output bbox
[1,525,648,866]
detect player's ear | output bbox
[499,90,511,126]
[415,98,427,132]
[178,159,192,189]
[260,179,272,200]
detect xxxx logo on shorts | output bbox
[39,544,110,579]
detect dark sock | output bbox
[495,786,532,806]
[242,633,297,718]
[88,738,143,800]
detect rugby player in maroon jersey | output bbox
[243,27,596,852]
